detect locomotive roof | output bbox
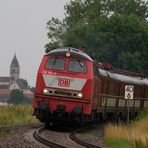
[99,68,148,86]
[46,47,93,61]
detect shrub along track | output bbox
[33,125,103,148]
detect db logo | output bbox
[58,78,70,87]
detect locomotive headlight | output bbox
[66,52,71,57]
[77,93,83,98]
[43,88,48,94]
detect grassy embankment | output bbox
[104,109,148,148]
[0,105,39,137]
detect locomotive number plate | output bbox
[58,78,70,87]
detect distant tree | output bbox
[45,0,148,75]
[118,51,142,71]
[8,89,24,104]
[45,17,67,49]
[64,0,148,28]
[8,89,31,105]
[23,96,32,104]
[17,78,28,89]
[30,87,35,93]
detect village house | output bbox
[0,54,33,103]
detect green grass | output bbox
[0,104,38,126]
[105,138,132,148]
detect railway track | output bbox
[33,126,103,148]
[69,126,102,148]
[33,127,67,148]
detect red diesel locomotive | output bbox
[32,47,148,125]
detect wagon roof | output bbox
[99,68,148,86]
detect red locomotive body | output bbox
[33,47,148,125]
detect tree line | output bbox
[45,0,148,75]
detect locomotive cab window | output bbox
[68,60,87,73]
[45,57,65,71]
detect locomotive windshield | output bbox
[45,57,87,73]
[68,60,87,73]
[45,57,65,70]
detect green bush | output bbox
[8,89,31,105]
[134,109,148,121]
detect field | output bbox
[0,104,38,126]
[0,104,39,138]
[104,109,148,148]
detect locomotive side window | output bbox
[45,57,65,71]
[68,60,87,73]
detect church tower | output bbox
[10,54,20,80]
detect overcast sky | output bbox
[0,0,69,87]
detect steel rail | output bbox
[69,126,102,148]
[33,127,67,148]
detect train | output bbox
[32,47,148,126]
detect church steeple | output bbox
[10,53,20,80]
